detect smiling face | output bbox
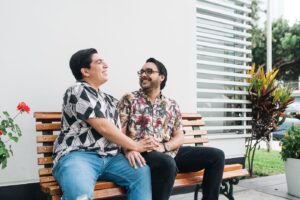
[81,53,108,88]
[139,62,164,91]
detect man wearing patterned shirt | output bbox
[118,58,225,200]
[53,49,156,200]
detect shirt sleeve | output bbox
[117,93,132,129]
[70,85,105,121]
[173,101,183,132]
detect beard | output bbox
[139,77,160,90]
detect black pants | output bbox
[142,146,225,200]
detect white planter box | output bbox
[285,158,300,197]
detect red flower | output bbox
[0,130,2,136]
[17,102,30,113]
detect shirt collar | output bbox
[138,88,165,102]
[78,80,101,97]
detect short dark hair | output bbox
[69,48,98,80]
[146,57,167,90]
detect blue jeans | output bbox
[53,151,152,200]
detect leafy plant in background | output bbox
[246,66,294,176]
[250,0,300,82]
[0,102,30,169]
[281,125,300,161]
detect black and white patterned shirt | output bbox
[53,81,121,165]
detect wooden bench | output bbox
[34,112,249,200]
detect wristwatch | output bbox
[163,142,171,152]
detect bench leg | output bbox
[194,184,202,200]
[220,178,240,200]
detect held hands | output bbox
[126,136,159,168]
[154,143,165,153]
[134,135,159,152]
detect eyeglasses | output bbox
[137,68,159,76]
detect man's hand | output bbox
[134,136,159,152]
[125,151,146,169]
[154,143,165,153]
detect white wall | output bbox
[0,0,196,186]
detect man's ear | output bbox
[160,74,165,82]
[80,68,90,78]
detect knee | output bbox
[54,161,95,200]
[212,148,225,164]
[62,183,94,200]
[134,165,151,185]
[157,155,177,175]
[137,165,151,180]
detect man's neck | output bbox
[82,79,100,91]
[143,88,161,103]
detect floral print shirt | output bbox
[117,89,182,157]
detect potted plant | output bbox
[281,125,300,197]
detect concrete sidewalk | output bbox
[171,174,300,200]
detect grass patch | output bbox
[247,149,285,176]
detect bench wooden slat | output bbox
[48,186,126,198]
[175,164,243,179]
[174,177,203,187]
[183,137,208,144]
[182,120,205,127]
[181,113,202,120]
[40,176,55,183]
[174,169,249,188]
[47,181,122,196]
[37,146,54,154]
[34,112,62,121]
[41,182,57,188]
[37,135,57,143]
[41,182,58,193]
[94,182,119,190]
[222,169,249,180]
[38,157,53,165]
[39,168,53,176]
[222,164,243,172]
[36,123,61,131]
[184,130,207,136]
[93,188,126,199]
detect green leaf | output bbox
[14,124,22,137]
[0,143,9,169]
[11,137,18,143]
[7,118,14,128]
[1,120,9,128]
[0,157,8,169]
[2,111,10,118]
[8,145,13,156]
